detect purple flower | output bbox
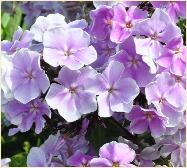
[1,158,11,167]
[135,145,161,167]
[43,27,97,69]
[90,141,136,167]
[46,66,97,122]
[111,36,155,87]
[30,13,88,42]
[151,1,186,22]
[87,60,139,117]
[134,8,181,59]
[91,38,116,69]
[89,5,114,40]
[1,26,33,54]
[67,150,92,166]
[5,48,49,104]
[27,131,89,167]
[110,4,147,43]
[1,53,14,101]
[126,105,167,138]
[158,128,186,167]
[156,36,186,76]
[4,98,51,134]
[145,72,185,127]
[27,147,48,167]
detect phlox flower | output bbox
[156,36,186,76]
[30,13,88,42]
[46,66,98,122]
[89,5,114,40]
[1,26,33,54]
[5,48,50,104]
[43,27,97,69]
[126,105,167,138]
[87,60,139,117]
[90,141,136,167]
[133,8,181,59]
[151,1,186,22]
[111,36,155,87]
[110,3,147,43]
[4,98,51,135]
[145,72,185,127]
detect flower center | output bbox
[25,70,34,80]
[150,32,157,40]
[113,162,119,167]
[30,102,39,113]
[159,97,166,104]
[64,50,72,57]
[107,86,116,93]
[174,48,182,55]
[175,76,182,83]
[69,87,77,94]
[131,59,138,65]
[125,21,133,28]
[145,112,153,120]
[105,18,113,26]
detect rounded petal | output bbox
[14,79,40,104]
[130,119,148,134]
[99,141,136,164]
[103,60,125,85]
[75,92,97,115]
[149,118,166,138]
[98,92,113,117]
[27,147,48,167]
[75,46,97,66]
[90,158,112,167]
[114,77,140,103]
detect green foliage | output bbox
[1,6,23,40]
[9,152,27,167]
[86,118,126,153]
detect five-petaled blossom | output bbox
[90,141,136,167]
[46,66,98,122]
[87,60,139,117]
[5,48,50,104]
[43,27,97,69]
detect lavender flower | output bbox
[126,105,167,137]
[4,98,51,135]
[145,72,185,127]
[156,36,186,76]
[27,131,89,166]
[134,8,181,60]
[1,53,14,101]
[5,48,50,104]
[1,158,11,167]
[30,13,88,42]
[67,150,92,166]
[91,38,116,70]
[1,26,33,54]
[111,36,155,87]
[43,27,97,69]
[90,141,136,167]
[89,5,114,40]
[87,60,139,117]
[151,1,186,22]
[110,3,147,43]
[46,66,97,122]
[157,128,186,167]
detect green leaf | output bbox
[23,141,31,154]
[86,118,125,153]
[9,152,27,167]
[1,13,10,28]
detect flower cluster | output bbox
[1,1,186,167]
